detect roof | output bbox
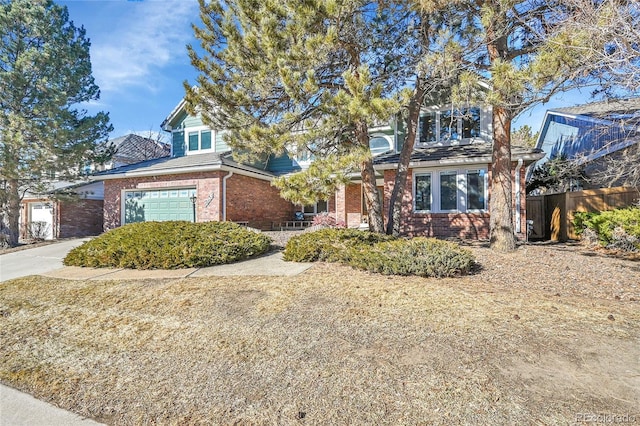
[548,98,640,123]
[107,134,170,164]
[373,143,544,169]
[91,151,275,181]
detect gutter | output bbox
[222,171,233,221]
[90,164,274,182]
[514,158,524,235]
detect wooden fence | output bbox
[526,186,639,241]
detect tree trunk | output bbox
[489,106,516,252]
[6,178,21,246]
[386,80,425,236]
[355,121,384,233]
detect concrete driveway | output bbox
[0,238,90,282]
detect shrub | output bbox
[284,228,475,277]
[64,221,271,269]
[573,207,640,252]
[311,213,346,228]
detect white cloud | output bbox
[90,0,199,94]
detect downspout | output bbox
[514,158,524,235]
[222,171,233,221]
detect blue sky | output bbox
[61,0,200,141]
[60,0,590,143]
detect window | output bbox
[462,108,481,138]
[439,171,458,210]
[419,112,437,144]
[414,174,432,211]
[413,168,487,213]
[466,169,487,210]
[418,107,482,144]
[187,129,215,153]
[440,110,459,141]
[369,135,393,156]
[302,200,328,215]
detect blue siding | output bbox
[267,151,299,174]
[170,111,204,130]
[172,131,185,157]
[540,113,639,163]
[216,131,229,152]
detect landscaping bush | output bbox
[64,221,272,269]
[574,207,640,252]
[284,228,475,277]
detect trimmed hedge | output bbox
[283,228,475,277]
[64,221,272,269]
[574,207,640,251]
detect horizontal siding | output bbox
[215,131,229,152]
[172,131,185,157]
[267,152,298,173]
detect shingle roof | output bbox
[373,143,544,168]
[106,134,170,164]
[549,98,640,121]
[92,151,274,180]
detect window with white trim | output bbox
[369,134,393,156]
[186,128,214,153]
[302,200,328,216]
[418,107,481,144]
[414,173,432,211]
[413,168,487,213]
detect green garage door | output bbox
[124,188,196,224]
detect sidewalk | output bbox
[42,250,312,280]
[0,384,103,426]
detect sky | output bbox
[60,0,201,142]
[59,0,591,143]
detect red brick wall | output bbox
[225,173,296,229]
[103,171,295,231]
[383,163,526,240]
[58,199,104,238]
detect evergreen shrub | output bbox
[64,221,271,269]
[574,207,640,251]
[284,228,475,277]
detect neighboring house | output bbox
[19,134,170,240]
[533,98,640,188]
[95,100,542,241]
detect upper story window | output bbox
[187,129,213,153]
[369,134,394,156]
[419,107,481,145]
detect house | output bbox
[533,97,640,188]
[19,134,170,240]
[94,99,542,241]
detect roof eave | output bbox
[90,162,274,182]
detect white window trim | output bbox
[412,167,488,213]
[417,106,483,146]
[413,171,433,213]
[369,133,394,156]
[301,200,329,216]
[185,126,216,155]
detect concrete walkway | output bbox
[0,385,103,426]
[42,251,312,280]
[0,238,90,282]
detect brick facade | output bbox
[103,171,296,231]
[225,173,296,229]
[383,163,528,240]
[57,199,104,238]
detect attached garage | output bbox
[123,188,196,224]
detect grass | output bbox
[1,262,639,425]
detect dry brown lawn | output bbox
[1,244,639,425]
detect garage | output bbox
[28,202,54,240]
[123,188,196,224]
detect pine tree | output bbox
[416,0,597,251]
[186,0,410,233]
[0,0,112,246]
